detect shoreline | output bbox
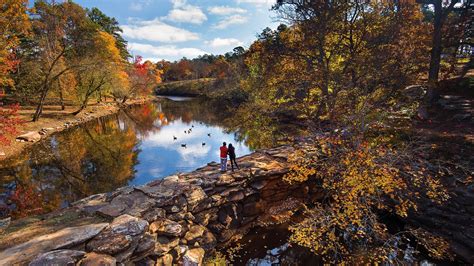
[0,97,154,162]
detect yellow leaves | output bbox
[94,31,122,63]
[286,134,451,263]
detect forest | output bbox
[1,0,473,264]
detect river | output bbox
[0,97,252,220]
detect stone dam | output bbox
[0,143,323,265]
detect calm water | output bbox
[0,97,251,219]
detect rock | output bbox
[96,191,155,218]
[250,180,267,190]
[182,248,205,266]
[199,230,217,250]
[154,236,180,256]
[16,131,42,142]
[79,252,117,266]
[0,223,108,265]
[216,174,235,186]
[135,257,156,266]
[194,209,218,226]
[228,191,245,202]
[156,253,174,266]
[184,225,206,244]
[184,186,206,211]
[0,150,5,156]
[142,208,166,223]
[86,215,148,255]
[134,233,156,255]
[150,219,182,237]
[29,250,86,266]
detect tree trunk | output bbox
[32,88,48,122]
[426,0,443,102]
[72,93,92,115]
[58,79,65,111]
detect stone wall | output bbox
[0,143,323,265]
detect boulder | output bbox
[182,248,205,266]
[149,219,182,237]
[216,174,235,186]
[86,215,148,255]
[227,191,244,202]
[184,225,206,245]
[16,131,42,142]
[184,186,207,211]
[198,230,217,250]
[156,253,174,266]
[79,252,117,266]
[133,233,156,257]
[154,236,180,256]
[0,223,108,265]
[96,191,155,218]
[29,250,86,266]
[142,208,166,223]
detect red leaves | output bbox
[0,101,23,145]
[133,56,148,76]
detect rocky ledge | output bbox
[0,143,322,265]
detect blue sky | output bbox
[74,0,280,62]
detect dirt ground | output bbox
[0,97,152,162]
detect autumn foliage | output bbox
[285,135,451,263]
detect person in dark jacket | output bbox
[227,143,239,171]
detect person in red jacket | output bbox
[220,142,228,172]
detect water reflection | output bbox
[0,97,252,219]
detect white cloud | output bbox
[208,6,247,15]
[129,0,152,11]
[128,42,208,61]
[164,0,207,24]
[213,15,248,29]
[206,38,243,48]
[237,0,276,6]
[122,18,199,43]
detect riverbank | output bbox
[0,97,153,162]
[0,144,318,265]
[155,78,216,97]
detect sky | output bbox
[73,0,280,62]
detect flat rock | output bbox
[96,191,155,218]
[184,225,206,244]
[86,215,148,255]
[29,249,86,266]
[184,186,207,211]
[0,223,108,265]
[142,208,166,223]
[182,248,205,266]
[156,253,173,266]
[79,252,117,266]
[149,219,182,237]
[154,236,180,256]
[216,174,235,186]
[16,131,42,142]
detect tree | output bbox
[240,0,429,126]
[0,0,30,89]
[117,56,162,103]
[27,1,97,121]
[87,7,130,60]
[71,31,125,115]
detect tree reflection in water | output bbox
[0,116,140,219]
[0,97,277,219]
